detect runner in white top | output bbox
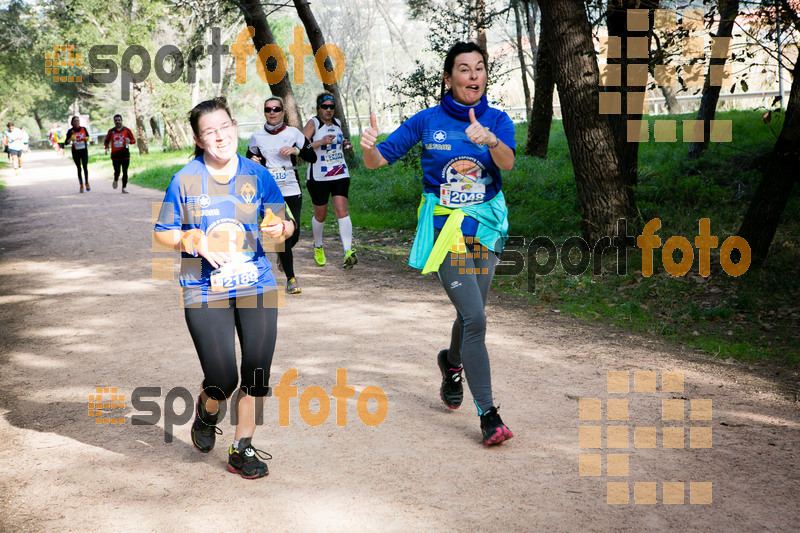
[302,92,357,270]
[247,96,316,294]
[4,122,29,174]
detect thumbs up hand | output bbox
[360,113,379,150]
[464,108,497,147]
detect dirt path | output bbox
[0,150,798,532]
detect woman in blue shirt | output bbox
[154,97,294,477]
[361,42,515,446]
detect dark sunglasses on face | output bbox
[319,104,335,110]
[264,106,283,113]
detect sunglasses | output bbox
[319,104,335,110]
[264,106,283,113]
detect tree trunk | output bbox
[239,0,302,129]
[376,0,413,57]
[538,0,636,242]
[149,116,161,139]
[513,1,532,120]
[161,112,184,151]
[349,89,362,137]
[293,0,350,139]
[660,84,680,114]
[32,110,44,134]
[737,53,800,264]
[687,0,739,160]
[605,1,659,188]
[131,82,149,155]
[526,26,554,158]
[474,0,488,53]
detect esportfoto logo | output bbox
[50,26,344,101]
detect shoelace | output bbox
[204,425,223,436]
[243,444,272,462]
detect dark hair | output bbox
[264,96,284,108]
[6,122,12,128]
[113,114,122,120]
[71,116,80,123]
[441,42,489,99]
[316,91,335,109]
[189,97,232,159]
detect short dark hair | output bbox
[188,97,232,158]
[113,114,122,120]
[441,42,489,99]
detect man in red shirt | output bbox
[104,114,137,194]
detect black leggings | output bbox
[435,233,500,414]
[278,194,302,279]
[184,297,277,401]
[112,159,130,187]
[72,149,88,183]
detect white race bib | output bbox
[113,139,124,148]
[209,261,259,292]
[74,141,86,150]
[440,182,486,207]
[326,148,344,165]
[268,167,287,182]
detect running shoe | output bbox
[190,395,222,453]
[286,277,301,294]
[112,179,118,189]
[79,184,84,193]
[479,406,514,446]
[85,183,91,191]
[342,249,358,270]
[122,188,129,194]
[437,349,463,409]
[314,246,326,266]
[227,437,270,479]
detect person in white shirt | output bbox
[247,96,316,294]
[4,122,29,174]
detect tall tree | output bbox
[687,0,740,160]
[526,15,554,158]
[237,0,303,128]
[512,0,532,120]
[473,0,488,52]
[737,0,799,264]
[293,0,350,139]
[538,0,636,242]
[605,1,659,188]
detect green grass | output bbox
[111,111,800,366]
[0,154,7,190]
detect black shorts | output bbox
[307,177,350,206]
[8,149,21,157]
[58,143,65,149]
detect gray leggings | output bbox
[435,234,499,414]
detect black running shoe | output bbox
[437,349,463,409]
[191,395,222,453]
[227,437,271,479]
[480,406,514,446]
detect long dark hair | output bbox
[440,42,489,100]
[189,97,233,159]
